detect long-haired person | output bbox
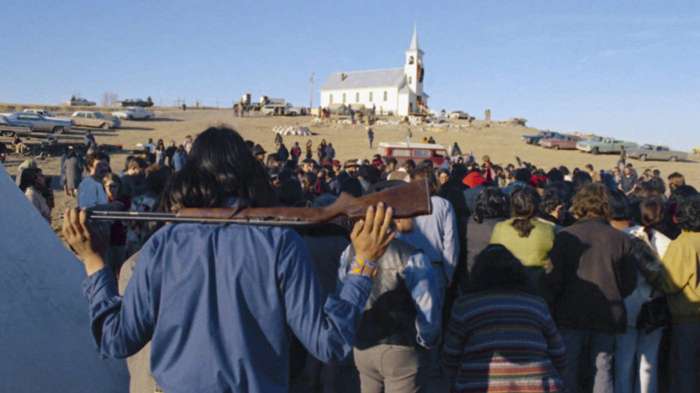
[63,126,395,393]
[19,167,51,222]
[612,196,670,393]
[443,245,566,393]
[490,186,555,297]
[466,187,508,275]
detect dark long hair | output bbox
[473,187,508,223]
[163,126,277,210]
[468,244,534,294]
[19,168,41,192]
[510,186,539,237]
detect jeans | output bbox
[670,322,700,393]
[615,327,663,393]
[354,345,428,393]
[560,329,615,393]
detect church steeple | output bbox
[408,24,419,52]
[404,25,424,98]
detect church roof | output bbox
[321,68,406,91]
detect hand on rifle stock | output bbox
[350,203,395,263]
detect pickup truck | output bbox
[576,137,638,154]
[627,144,688,162]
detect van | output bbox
[377,142,448,166]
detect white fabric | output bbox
[0,165,128,392]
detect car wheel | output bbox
[101,122,110,130]
[554,145,560,150]
[52,126,64,135]
[592,147,599,155]
[670,156,678,162]
[640,154,647,161]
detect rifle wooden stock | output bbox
[87,179,432,227]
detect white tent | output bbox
[0,165,128,392]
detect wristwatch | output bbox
[350,256,379,278]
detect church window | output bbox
[383,91,388,101]
[369,92,373,102]
[342,93,346,104]
[355,92,359,103]
[409,56,414,65]
[329,94,333,104]
[409,76,413,84]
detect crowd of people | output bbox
[22,124,700,393]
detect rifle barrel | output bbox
[87,211,319,226]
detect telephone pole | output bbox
[309,72,315,109]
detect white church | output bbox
[320,27,428,117]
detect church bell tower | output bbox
[404,26,424,109]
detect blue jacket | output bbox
[82,223,372,393]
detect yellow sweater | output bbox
[490,218,555,268]
[659,231,700,323]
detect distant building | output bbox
[320,27,428,116]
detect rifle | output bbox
[87,179,432,229]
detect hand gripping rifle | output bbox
[87,179,432,229]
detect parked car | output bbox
[576,137,638,154]
[0,114,32,137]
[1,112,72,134]
[112,107,155,120]
[627,144,688,162]
[522,131,562,145]
[72,111,121,129]
[22,108,55,117]
[377,142,448,166]
[539,134,582,150]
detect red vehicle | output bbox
[539,134,581,150]
[377,142,448,166]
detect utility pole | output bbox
[309,72,315,109]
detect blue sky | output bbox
[1,0,698,149]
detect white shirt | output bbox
[78,176,108,209]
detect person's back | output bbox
[339,211,441,393]
[490,218,554,267]
[81,211,389,393]
[444,291,565,391]
[443,245,566,393]
[108,223,356,392]
[549,217,635,331]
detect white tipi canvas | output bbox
[0,165,128,392]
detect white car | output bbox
[22,108,55,117]
[112,107,155,120]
